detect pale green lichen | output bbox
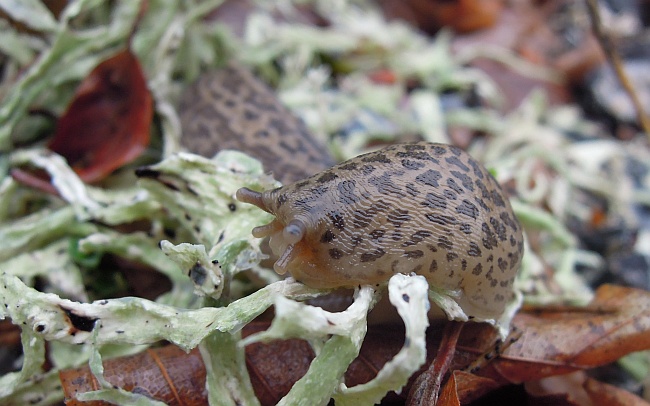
[334,274,430,405]
[2,0,650,404]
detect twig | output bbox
[406,321,464,406]
[585,0,650,138]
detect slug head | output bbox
[236,187,312,277]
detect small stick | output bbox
[407,321,464,406]
[585,0,650,137]
[461,326,523,375]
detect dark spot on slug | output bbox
[482,222,498,250]
[415,169,442,187]
[360,248,386,262]
[459,223,472,234]
[360,164,376,175]
[320,229,335,243]
[448,146,463,156]
[467,242,482,257]
[446,252,458,262]
[401,159,425,170]
[402,230,433,247]
[475,179,491,200]
[276,193,288,207]
[317,171,338,183]
[339,162,358,171]
[456,199,479,219]
[490,189,506,207]
[369,172,405,197]
[431,145,447,155]
[437,236,453,250]
[425,213,458,226]
[474,196,490,212]
[403,143,427,152]
[421,192,447,209]
[403,250,424,258]
[446,178,464,194]
[490,217,508,241]
[469,159,485,179]
[501,212,518,231]
[255,129,270,138]
[451,170,474,191]
[329,248,344,259]
[443,188,458,200]
[338,180,360,204]
[445,155,470,172]
[362,153,392,164]
[406,183,420,197]
[387,209,411,227]
[498,258,508,272]
[328,211,345,230]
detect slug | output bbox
[179,61,334,184]
[237,142,524,320]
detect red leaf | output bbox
[48,49,152,183]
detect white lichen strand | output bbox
[241,284,378,346]
[334,274,430,405]
[0,273,328,350]
[159,240,224,298]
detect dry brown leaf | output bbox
[466,284,650,386]
[47,49,152,183]
[58,285,650,405]
[439,370,500,406]
[584,376,650,406]
[59,346,206,406]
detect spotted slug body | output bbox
[179,62,334,184]
[237,142,524,320]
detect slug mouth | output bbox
[236,187,308,276]
[254,219,306,276]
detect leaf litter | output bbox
[0,0,650,405]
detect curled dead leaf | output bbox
[47,49,152,183]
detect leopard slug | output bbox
[179,62,334,184]
[237,142,524,320]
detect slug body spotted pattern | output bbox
[179,62,334,184]
[237,142,524,320]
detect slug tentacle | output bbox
[252,220,283,238]
[236,187,268,213]
[274,243,297,275]
[283,219,306,245]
